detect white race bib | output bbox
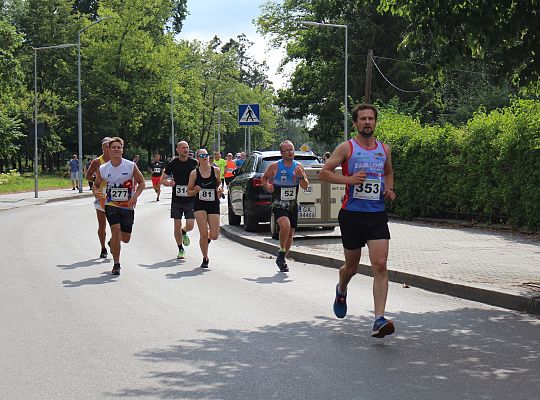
[280,187,297,201]
[153,167,161,174]
[175,185,188,197]
[353,178,381,200]
[110,187,129,202]
[199,188,215,201]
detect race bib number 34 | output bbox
[353,178,381,201]
[175,185,188,197]
[280,187,296,201]
[110,188,129,202]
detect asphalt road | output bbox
[1,190,538,400]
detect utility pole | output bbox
[365,49,374,104]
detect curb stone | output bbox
[220,225,540,316]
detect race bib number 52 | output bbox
[280,187,296,201]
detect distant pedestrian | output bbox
[320,103,396,338]
[68,155,79,190]
[323,152,331,163]
[149,154,164,201]
[224,153,236,186]
[235,152,246,168]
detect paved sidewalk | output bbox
[0,181,153,211]
[221,221,540,315]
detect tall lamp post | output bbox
[298,20,348,142]
[77,16,111,192]
[216,89,234,152]
[33,43,78,198]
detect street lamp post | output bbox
[170,82,175,157]
[298,20,348,142]
[33,43,78,198]
[77,16,111,193]
[217,89,234,152]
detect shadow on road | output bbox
[243,271,293,285]
[108,308,539,400]
[62,271,118,287]
[139,259,181,270]
[57,258,111,270]
[165,267,210,280]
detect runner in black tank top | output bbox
[187,149,224,269]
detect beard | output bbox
[360,128,374,138]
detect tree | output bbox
[378,0,540,86]
[257,0,410,146]
[0,18,25,171]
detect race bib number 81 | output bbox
[199,188,215,201]
[353,178,381,201]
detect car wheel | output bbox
[228,196,241,226]
[243,198,259,232]
[270,212,279,240]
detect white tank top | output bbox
[99,159,135,208]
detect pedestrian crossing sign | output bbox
[238,104,260,126]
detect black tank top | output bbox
[194,167,219,205]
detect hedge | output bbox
[375,99,540,231]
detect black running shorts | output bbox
[272,205,298,229]
[171,202,195,220]
[338,209,390,250]
[105,205,135,233]
[193,200,220,215]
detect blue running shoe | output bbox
[371,316,395,338]
[333,284,347,318]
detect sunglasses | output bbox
[198,153,209,158]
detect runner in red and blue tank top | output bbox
[320,104,397,338]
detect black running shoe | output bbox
[200,258,209,268]
[276,251,288,272]
[111,264,121,275]
[99,248,108,259]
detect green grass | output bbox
[0,171,88,194]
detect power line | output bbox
[372,55,494,76]
[371,56,424,93]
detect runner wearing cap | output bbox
[85,137,112,258]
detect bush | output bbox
[375,100,540,231]
[0,170,20,186]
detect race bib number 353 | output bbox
[353,178,381,201]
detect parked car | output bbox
[227,151,321,231]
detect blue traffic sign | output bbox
[238,104,260,126]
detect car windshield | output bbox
[259,156,321,173]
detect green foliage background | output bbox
[377,100,540,230]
